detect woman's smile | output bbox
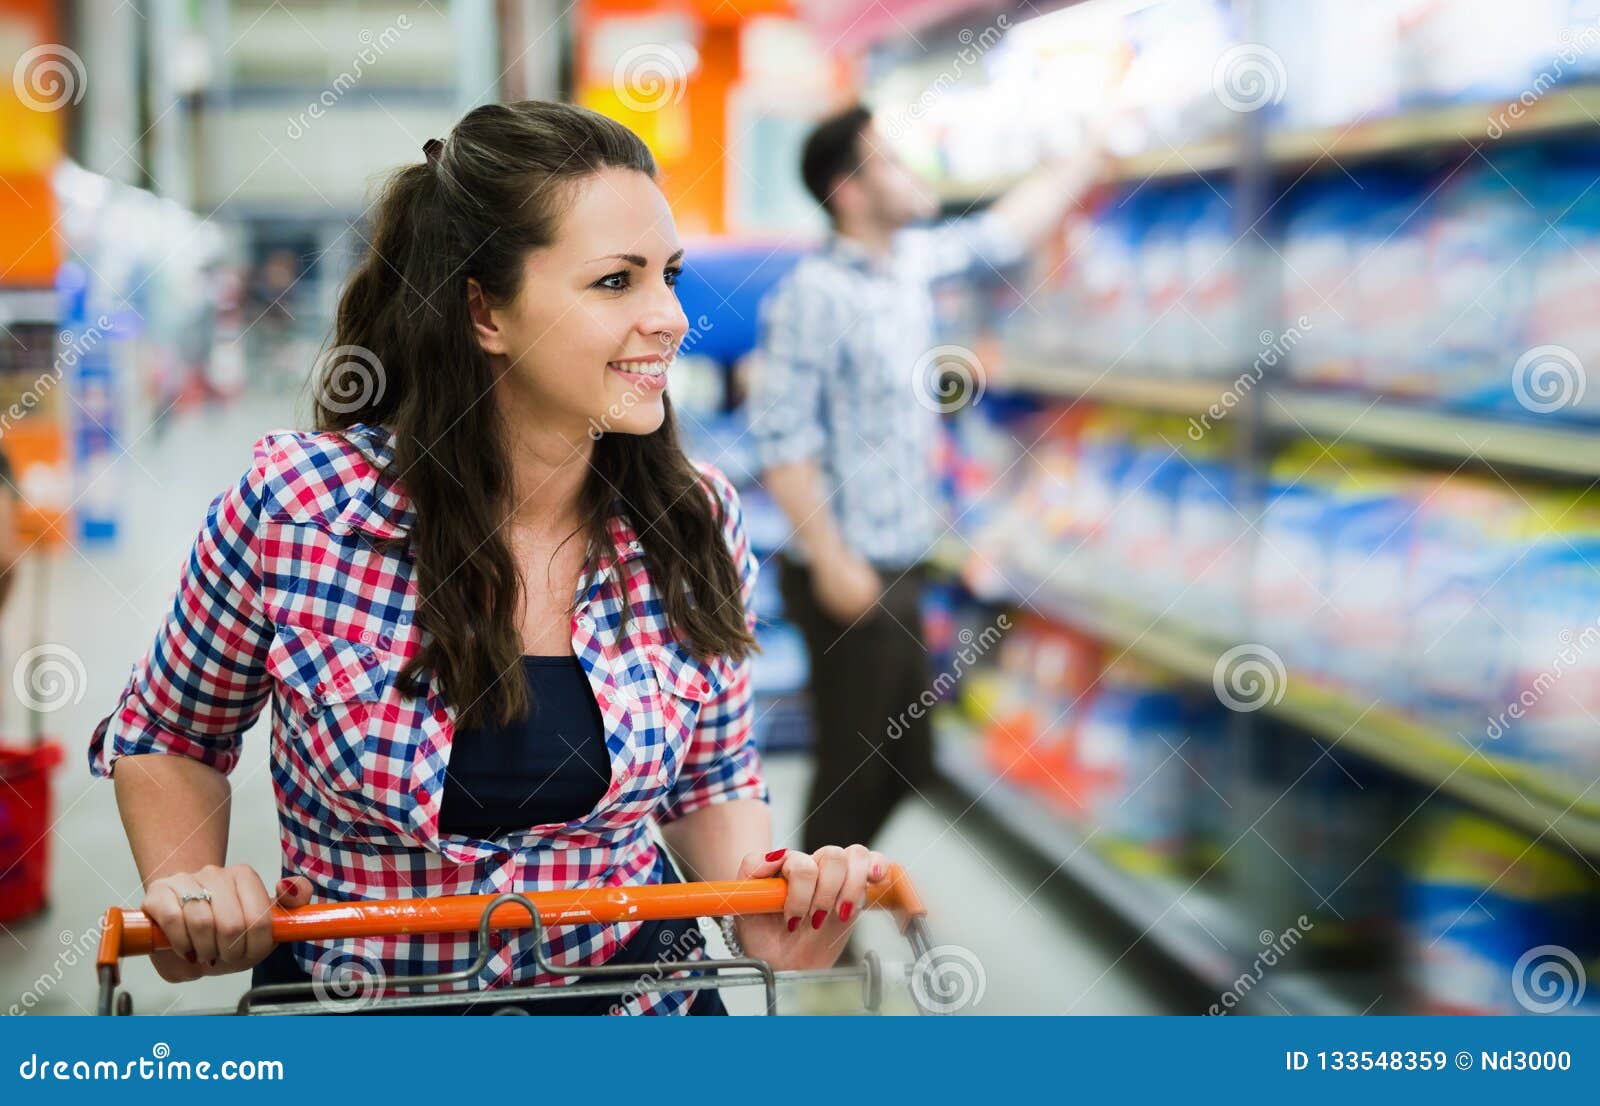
[607,353,673,390]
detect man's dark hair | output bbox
[801,104,872,216]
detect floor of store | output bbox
[0,389,1200,1016]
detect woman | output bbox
[88,100,889,1015]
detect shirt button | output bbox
[414,785,431,804]
[628,540,642,553]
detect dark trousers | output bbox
[778,555,935,856]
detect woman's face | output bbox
[471,166,689,442]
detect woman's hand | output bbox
[140,866,313,983]
[731,845,891,971]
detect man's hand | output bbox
[811,550,882,625]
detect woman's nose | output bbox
[639,293,689,351]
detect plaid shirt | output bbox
[748,210,1026,567]
[88,423,767,1015]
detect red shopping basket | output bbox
[0,740,62,922]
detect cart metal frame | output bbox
[95,865,941,1016]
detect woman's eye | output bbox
[596,271,629,291]
[664,267,683,287]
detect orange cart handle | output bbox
[97,864,926,969]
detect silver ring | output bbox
[179,890,213,905]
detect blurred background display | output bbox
[4,0,1600,1017]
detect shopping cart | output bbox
[94,864,946,1016]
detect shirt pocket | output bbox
[264,622,394,797]
[646,642,722,766]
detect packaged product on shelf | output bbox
[1251,450,1339,677]
[1075,661,1193,875]
[1394,0,1567,109]
[1233,726,1400,969]
[1489,495,1600,774]
[1261,0,1401,131]
[1427,152,1541,406]
[1022,204,1105,362]
[1182,698,1231,868]
[1183,185,1248,376]
[1402,807,1600,1015]
[1057,412,1139,589]
[976,617,1102,814]
[1077,192,1149,367]
[1136,183,1198,372]
[1100,434,1191,613]
[1280,179,1367,385]
[1405,476,1524,738]
[1349,167,1437,396]
[1171,452,1248,641]
[1317,469,1420,707]
[1564,0,1600,81]
[1118,0,1235,153]
[1521,143,1600,422]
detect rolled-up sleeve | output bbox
[900,208,1030,283]
[88,437,277,778]
[654,464,769,825]
[747,275,828,471]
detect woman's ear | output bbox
[466,277,507,356]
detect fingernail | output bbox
[184,951,197,964]
[786,916,799,933]
[811,909,826,931]
[870,863,884,880]
[276,879,293,896]
[839,901,854,922]
[765,848,786,862]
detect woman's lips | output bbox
[607,357,671,391]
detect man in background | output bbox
[750,104,1100,880]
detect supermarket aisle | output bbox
[0,393,306,1015]
[0,395,1184,1015]
[721,752,1191,1015]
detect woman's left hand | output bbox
[731,844,891,971]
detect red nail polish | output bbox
[786,916,799,933]
[811,909,826,931]
[839,901,854,922]
[870,863,884,881]
[276,879,293,896]
[765,848,786,863]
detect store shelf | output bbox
[984,354,1600,479]
[1267,85,1600,168]
[971,559,1600,856]
[934,136,1240,205]
[993,357,1242,417]
[935,86,1600,206]
[934,720,1360,1015]
[1264,390,1600,479]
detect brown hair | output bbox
[314,100,753,728]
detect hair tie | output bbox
[422,137,444,164]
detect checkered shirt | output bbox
[747,210,1027,567]
[88,423,767,1015]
